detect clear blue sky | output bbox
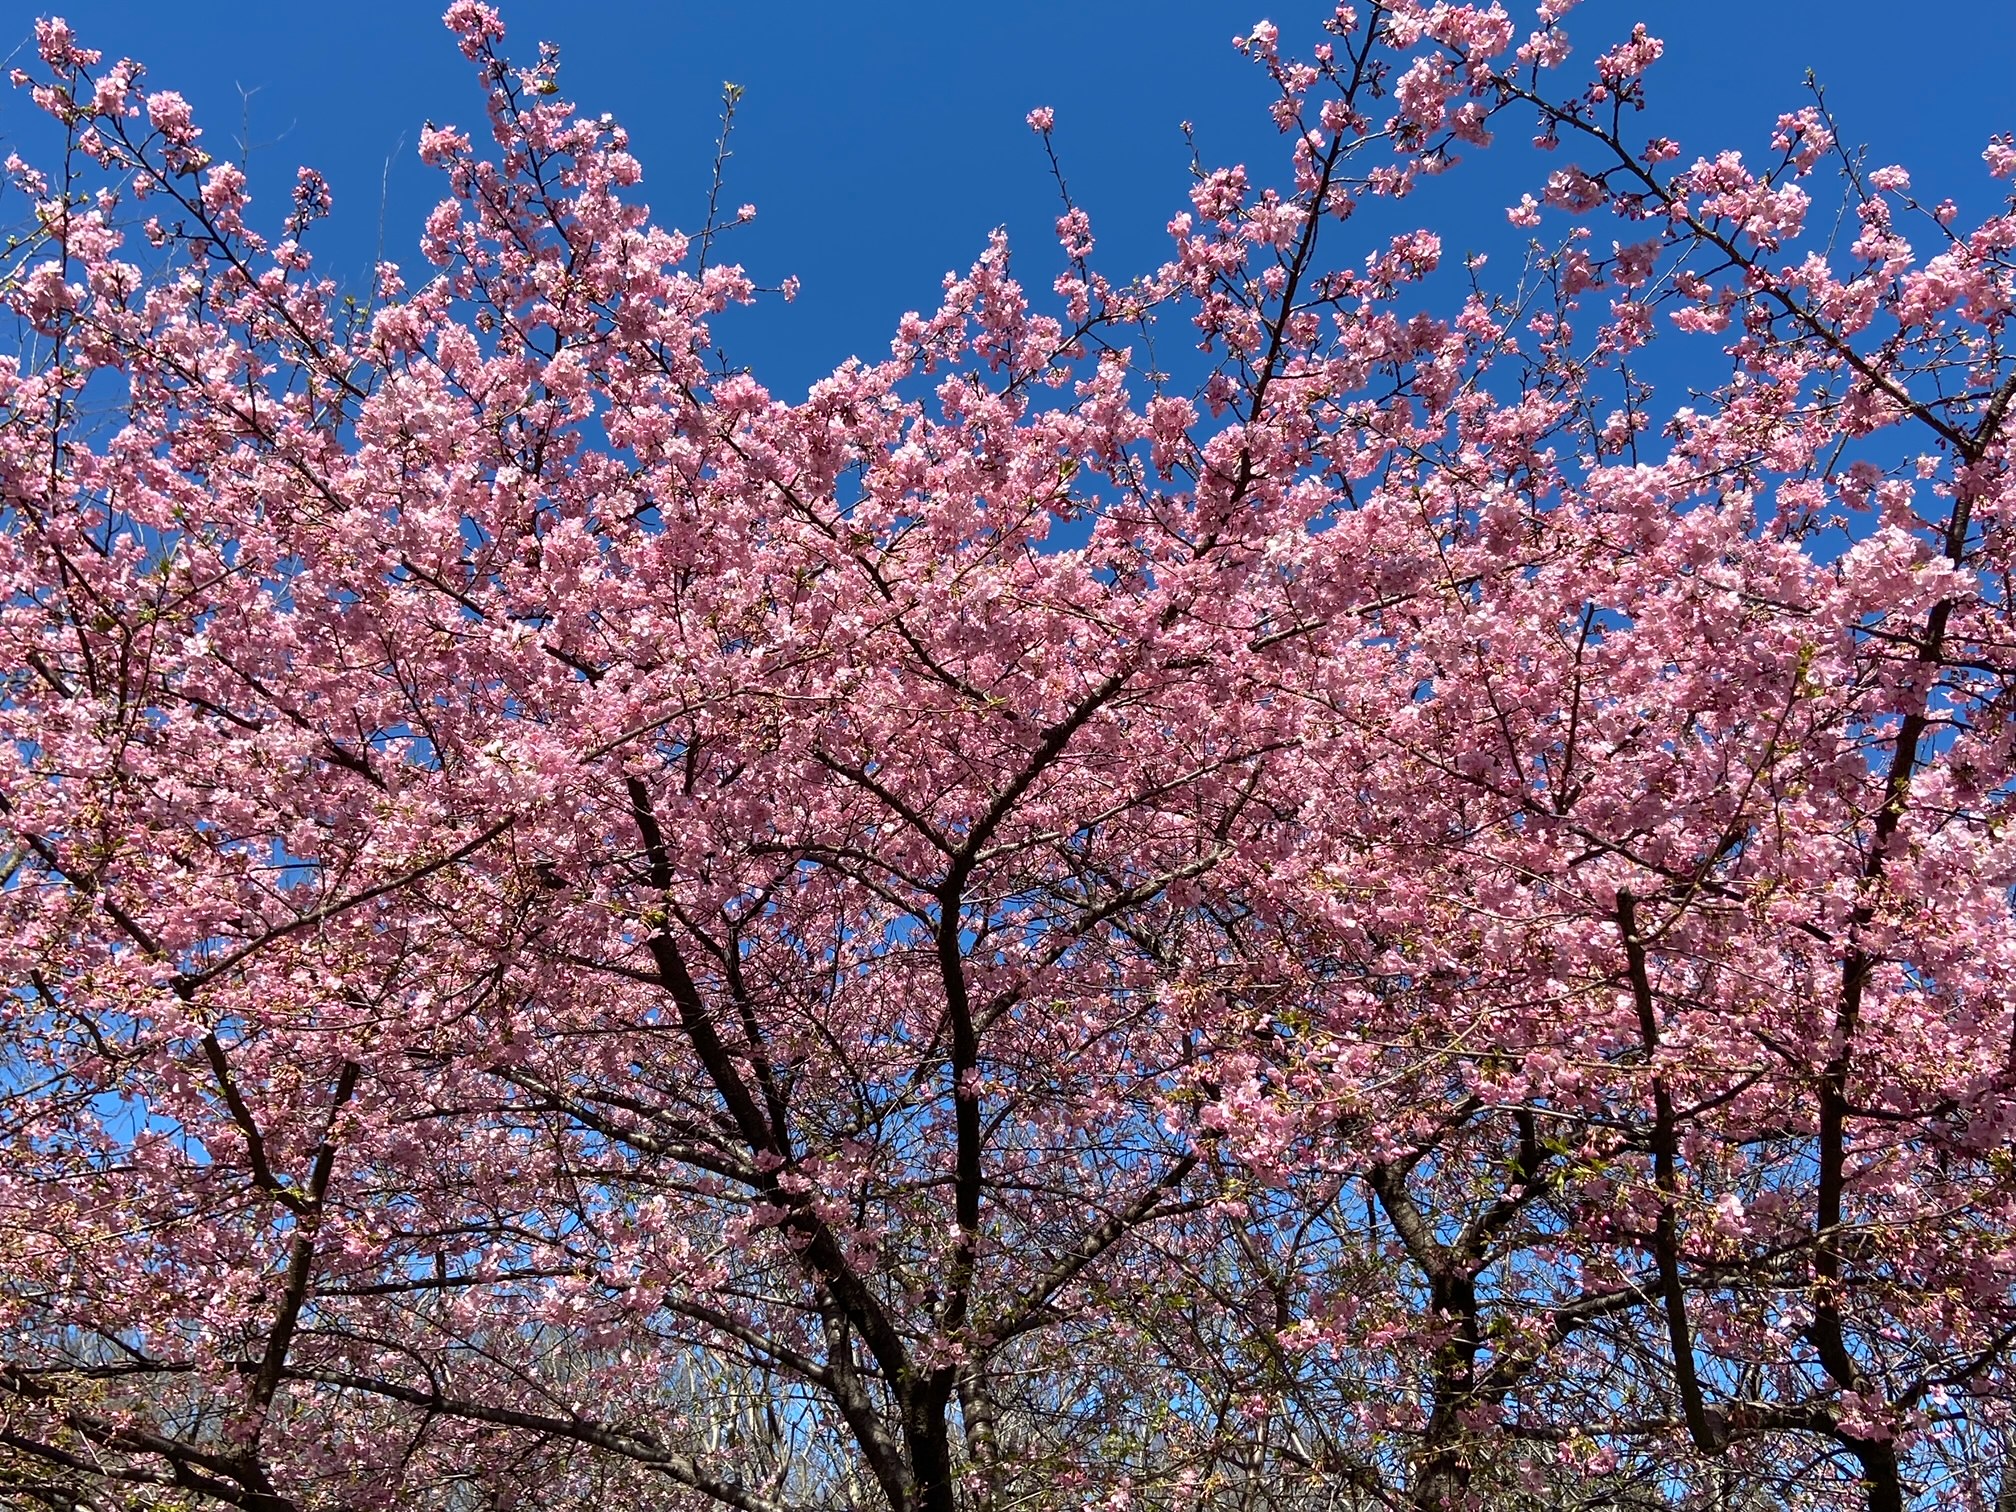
[8,3,2016,399]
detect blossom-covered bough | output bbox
[3,3,2015,1509]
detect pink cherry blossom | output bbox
[1,9,2014,1512]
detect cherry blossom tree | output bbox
[4,4,2016,1511]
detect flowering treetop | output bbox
[3,4,2016,1511]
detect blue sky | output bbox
[8,2,2016,400]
